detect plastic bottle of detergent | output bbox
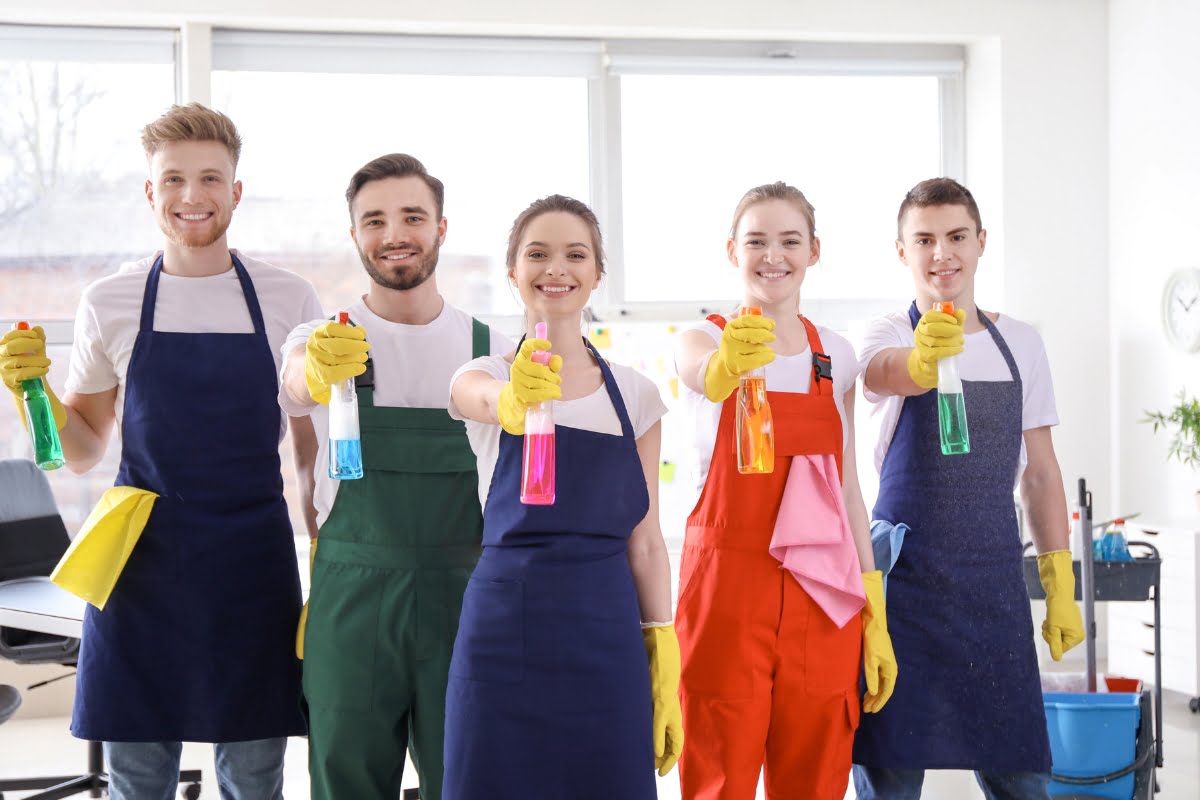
[1100,518,1133,562]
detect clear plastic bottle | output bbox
[13,321,63,471]
[520,322,555,504]
[933,301,970,455]
[328,312,363,480]
[735,306,774,474]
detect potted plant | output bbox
[1143,390,1200,511]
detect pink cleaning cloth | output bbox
[768,454,866,628]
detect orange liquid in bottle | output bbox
[736,375,774,474]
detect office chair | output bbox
[0,458,201,799]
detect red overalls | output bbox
[677,315,863,800]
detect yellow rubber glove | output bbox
[295,539,317,660]
[1038,549,1085,661]
[497,337,563,435]
[304,322,370,406]
[642,624,684,777]
[0,325,67,430]
[703,313,776,402]
[861,570,898,713]
[905,307,967,389]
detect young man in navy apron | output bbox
[280,154,512,800]
[0,104,320,799]
[851,178,1084,799]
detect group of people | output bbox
[0,101,1086,800]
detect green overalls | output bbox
[303,318,489,800]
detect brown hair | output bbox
[897,177,983,238]
[345,153,445,221]
[505,195,606,276]
[730,181,817,239]
[141,103,242,167]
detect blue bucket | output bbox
[1044,690,1141,800]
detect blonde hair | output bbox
[141,103,242,167]
[730,181,817,239]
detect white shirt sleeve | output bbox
[857,313,911,405]
[277,318,329,418]
[65,288,119,395]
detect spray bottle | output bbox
[520,322,555,504]
[12,322,63,471]
[735,306,774,474]
[933,301,970,455]
[328,312,363,480]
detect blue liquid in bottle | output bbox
[329,438,363,480]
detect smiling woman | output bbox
[443,195,681,798]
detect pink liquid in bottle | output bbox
[520,323,556,505]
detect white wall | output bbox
[0,0,1115,513]
[1110,0,1200,524]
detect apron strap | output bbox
[471,318,489,359]
[139,252,266,336]
[230,253,267,336]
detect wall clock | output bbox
[1163,268,1200,353]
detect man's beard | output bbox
[358,241,440,291]
[160,210,231,249]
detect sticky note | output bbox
[659,461,677,483]
[669,377,679,399]
[591,328,612,349]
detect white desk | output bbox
[0,577,84,639]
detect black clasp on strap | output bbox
[813,352,833,383]
[356,358,375,390]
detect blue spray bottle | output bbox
[328,312,363,480]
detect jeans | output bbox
[105,738,287,800]
[853,764,1051,800]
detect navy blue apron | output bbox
[443,340,656,800]
[852,303,1050,772]
[72,253,305,743]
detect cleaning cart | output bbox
[1022,478,1163,800]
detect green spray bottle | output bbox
[933,302,970,455]
[13,321,64,470]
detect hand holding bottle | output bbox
[0,323,66,431]
[304,320,370,405]
[497,336,563,435]
[906,307,967,389]
[703,311,776,402]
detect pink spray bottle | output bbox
[520,322,555,505]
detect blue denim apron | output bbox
[443,340,655,800]
[852,303,1050,772]
[72,253,305,742]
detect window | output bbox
[598,40,962,322]
[210,31,597,319]
[0,25,177,323]
[0,25,176,524]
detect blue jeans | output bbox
[853,765,1051,800]
[105,738,287,800]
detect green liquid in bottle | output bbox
[23,379,64,470]
[937,390,970,455]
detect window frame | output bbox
[7,25,963,336]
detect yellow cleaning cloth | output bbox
[51,486,158,609]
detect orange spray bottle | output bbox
[735,306,774,474]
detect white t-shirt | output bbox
[857,310,1059,479]
[280,299,514,528]
[449,356,668,509]
[679,318,860,501]
[65,250,323,441]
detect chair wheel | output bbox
[1189,696,1200,713]
[181,783,201,799]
